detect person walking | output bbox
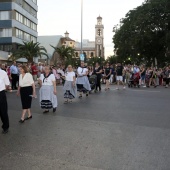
[76,61,91,98]
[164,67,170,88]
[31,62,38,81]
[63,65,77,103]
[39,66,58,113]
[104,63,112,90]
[10,61,19,90]
[17,65,36,123]
[116,63,125,90]
[0,66,10,134]
[93,62,102,92]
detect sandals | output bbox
[79,95,82,98]
[64,100,68,104]
[43,110,49,113]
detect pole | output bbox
[81,0,83,55]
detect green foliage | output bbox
[10,41,48,62]
[87,57,105,66]
[113,0,170,66]
[51,45,76,66]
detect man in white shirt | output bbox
[0,65,10,134]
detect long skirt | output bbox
[63,81,77,99]
[76,76,91,93]
[20,86,33,109]
[39,85,58,109]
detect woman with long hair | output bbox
[93,62,102,92]
[39,66,58,113]
[17,65,36,123]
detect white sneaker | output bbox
[123,86,126,89]
[116,87,119,90]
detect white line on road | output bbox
[129,90,160,93]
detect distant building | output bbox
[38,16,105,65]
[0,0,38,63]
[75,15,105,59]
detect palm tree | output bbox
[51,45,76,66]
[10,41,48,62]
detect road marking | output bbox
[129,90,160,93]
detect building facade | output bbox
[40,16,105,65]
[0,0,38,62]
[95,16,104,58]
[75,16,104,59]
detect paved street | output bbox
[0,85,170,170]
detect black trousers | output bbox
[0,90,9,130]
[96,76,101,90]
[166,78,169,85]
[11,74,18,89]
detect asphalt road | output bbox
[0,85,170,170]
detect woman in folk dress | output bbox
[38,66,58,113]
[76,61,91,98]
[63,65,77,104]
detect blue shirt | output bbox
[10,65,18,74]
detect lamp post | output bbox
[81,0,83,56]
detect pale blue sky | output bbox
[37,0,145,57]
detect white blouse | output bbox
[77,67,88,76]
[19,73,34,87]
[65,71,75,81]
[40,74,55,86]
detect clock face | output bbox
[97,39,102,44]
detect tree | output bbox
[10,41,48,63]
[113,0,170,66]
[87,57,105,66]
[51,45,76,66]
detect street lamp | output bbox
[81,0,83,56]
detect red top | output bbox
[31,65,38,75]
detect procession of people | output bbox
[0,61,170,134]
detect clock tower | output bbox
[95,15,104,58]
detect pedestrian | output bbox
[140,65,146,87]
[10,61,19,90]
[93,62,102,92]
[31,62,38,81]
[116,63,125,90]
[0,65,10,134]
[17,65,36,123]
[76,61,91,98]
[164,67,170,88]
[39,66,58,113]
[104,63,112,90]
[63,65,77,104]
[148,67,157,88]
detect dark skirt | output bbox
[20,86,33,109]
[41,100,53,109]
[77,84,88,93]
[64,90,75,99]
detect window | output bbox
[31,36,36,43]
[0,28,12,37]
[70,42,72,44]
[24,32,30,41]
[16,12,23,23]
[91,52,94,57]
[0,11,12,20]
[16,28,23,39]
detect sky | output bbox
[37,0,145,57]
